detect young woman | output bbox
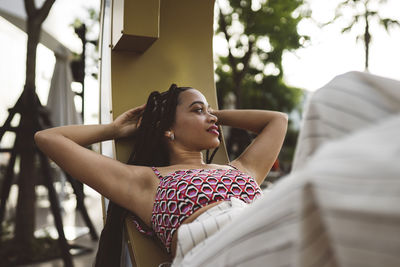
[34,84,288,266]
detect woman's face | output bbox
[170,89,220,151]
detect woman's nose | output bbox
[208,112,218,123]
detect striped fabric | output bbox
[293,71,400,171]
[173,197,248,266]
[171,72,400,267]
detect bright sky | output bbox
[0,0,399,135]
[282,0,400,91]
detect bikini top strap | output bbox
[227,163,238,170]
[151,166,163,179]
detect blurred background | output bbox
[0,0,399,265]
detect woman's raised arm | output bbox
[34,104,152,214]
[212,109,288,185]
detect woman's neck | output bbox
[169,150,205,166]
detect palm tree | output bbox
[326,0,400,71]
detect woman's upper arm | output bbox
[34,131,153,213]
[231,114,288,185]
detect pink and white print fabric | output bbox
[150,167,263,253]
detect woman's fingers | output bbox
[131,103,146,112]
[137,116,143,127]
[125,104,146,117]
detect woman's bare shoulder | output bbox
[125,165,160,187]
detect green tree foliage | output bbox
[324,0,400,71]
[215,0,308,110]
[215,0,309,171]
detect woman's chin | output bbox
[209,140,220,149]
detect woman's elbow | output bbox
[34,130,48,150]
[258,112,288,133]
[275,112,289,133]
[275,112,289,126]
[279,112,289,122]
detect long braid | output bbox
[206,125,222,163]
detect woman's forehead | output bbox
[179,89,209,106]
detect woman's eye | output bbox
[195,108,203,113]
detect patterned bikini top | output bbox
[149,165,263,253]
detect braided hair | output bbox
[95,84,220,266]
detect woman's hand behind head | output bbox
[112,104,146,139]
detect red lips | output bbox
[207,125,219,136]
[207,125,218,131]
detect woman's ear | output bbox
[165,131,175,141]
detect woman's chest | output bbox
[154,169,262,205]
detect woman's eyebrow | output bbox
[188,101,211,108]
